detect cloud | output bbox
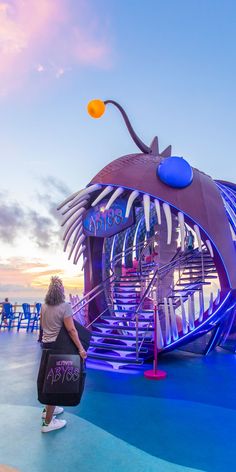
[36,175,72,228]
[0,0,112,96]
[0,197,57,248]
[0,256,84,302]
[0,177,84,301]
[0,197,25,243]
[0,175,71,248]
[0,258,40,289]
[39,176,71,196]
[28,209,58,249]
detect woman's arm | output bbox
[64,316,87,359]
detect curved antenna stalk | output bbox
[104,100,151,154]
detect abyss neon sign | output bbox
[83,198,134,237]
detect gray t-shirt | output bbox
[41,302,73,343]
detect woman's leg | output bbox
[45,405,55,424]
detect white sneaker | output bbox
[42,406,64,419]
[41,417,67,433]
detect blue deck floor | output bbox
[0,331,235,472]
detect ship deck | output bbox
[0,330,235,472]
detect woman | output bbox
[40,276,87,433]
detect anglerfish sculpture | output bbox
[58,100,236,370]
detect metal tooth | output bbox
[191,294,195,320]
[69,235,85,262]
[63,216,85,251]
[62,198,89,215]
[193,224,202,252]
[70,184,102,207]
[168,298,179,340]
[63,219,83,251]
[154,199,161,225]
[61,206,85,227]
[205,239,214,258]
[208,292,214,315]
[180,297,188,334]
[74,234,86,252]
[215,289,221,306]
[125,190,139,218]
[156,310,164,349]
[63,216,82,241]
[164,298,171,345]
[74,244,86,265]
[64,226,83,253]
[143,194,150,232]
[81,257,88,271]
[57,189,83,211]
[198,290,204,322]
[188,295,195,331]
[67,225,84,259]
[105,187,124,210]
[92,186,114,207]
[178,212,185,251]
[163,203,172,245]
[72,220,84,244]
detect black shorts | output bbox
[42,342,55,350]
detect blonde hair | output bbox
[45,276,65,306]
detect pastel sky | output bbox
[0,0,235,303]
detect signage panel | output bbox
[83,198,134,237]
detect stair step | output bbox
[91,332,152,341]
[90,342,148,353]
[113,309,153,313]
[88,352,144,364]
[186,263,215,267]
[113,284,141,288]
[92,323,154,332]
[101,316,153,322]
[172,287,204,292]
[180,275,218,280]
[183,270,216,275]
[176,281,211,286]
[190,257,213,260]
[114,301,138,306]
[113,286,140,290]
[113,289,141,293]
[118,276,141,280]
[158,302,178,306]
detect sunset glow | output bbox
[0,0,235,303]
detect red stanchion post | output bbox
[144,305,167,380]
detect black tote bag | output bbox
[37,350,86,406]
[54,319,91,353]
[37,321,91,406]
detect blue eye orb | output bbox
[157,156,193,189]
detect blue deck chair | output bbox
[0,303,15,331]
[30,303,41,332]
[17,303,32,331]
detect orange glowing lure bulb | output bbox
[87,99,106,118]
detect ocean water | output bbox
[0,294,83,308]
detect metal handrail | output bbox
[133,249,202,360]
[86,305,112,328]
[138,235,156,275]
[72,276,115,329]
[171,248,212,295]
[138,321,154,353]
[72,266,115,310]
[72,240,148,325]
[134,250,198,317]
[71,241,199,335]
[110,239,149,267]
